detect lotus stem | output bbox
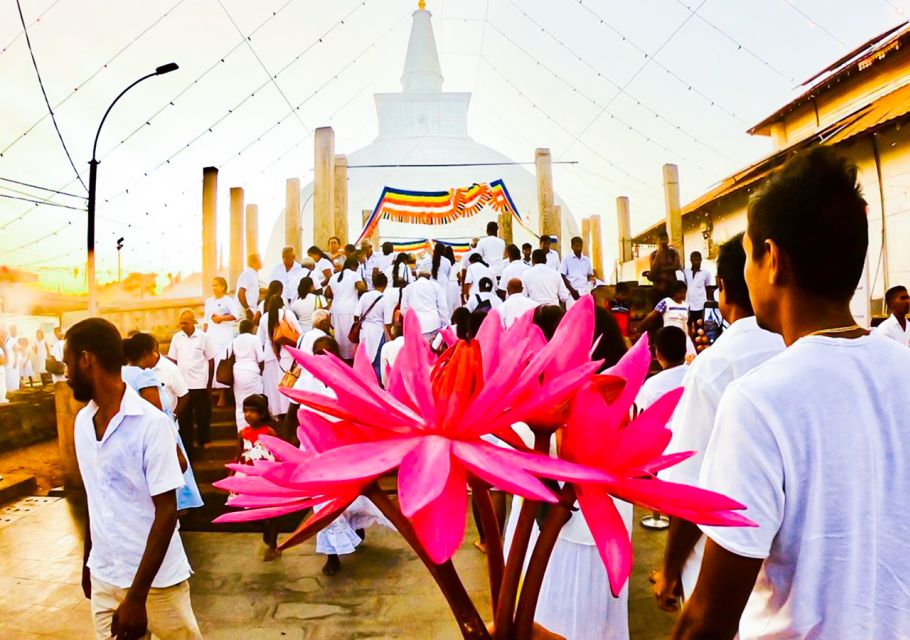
[470,477,504,610]
[492,430,551,640]
[366,485,491,640]
[512,484,576,638]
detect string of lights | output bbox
[482,56,661,198]
[0,0,62,58]
[574,0,746,124]
[670,0,797,83]
[0,176,85,199]
[560,0,708,160]
[0,192,85,211]
[14,0,87,192]
[0,0,187,157]
[504,3,741,162]
[779,0,847,48]
[480,19,725,176]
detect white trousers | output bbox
[90,576,202,640]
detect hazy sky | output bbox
[0,0,905,286]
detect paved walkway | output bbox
[0,496,676,639]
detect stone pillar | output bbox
[202,167,218,297]
[663,164,684,257]
[333,154,348,246]
[229,187,244,287]
[553,205,564,254]
[285,178,301,256]
[499,209,514,245]
[616,196,632,264]
[55,382,85,492]
[245,203,259,258]
[590,215,604,281]
[581,217,591,255]
[362,209,380,248]
[313,127,336,248]
[535,148,557,239]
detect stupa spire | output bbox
[401,2,443,93]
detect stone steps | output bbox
[0,474,38,507]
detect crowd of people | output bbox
[25,147,910,639]
[0,325,66,402]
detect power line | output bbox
[0,176,86,199]
[0,192,85,211]
[561,0,708,158]
[0,0,187,157]
[5,220,73,255]
[574,0,745,124]
[0,0,62,58]
[14,0,87,192]
[779,0,847,48]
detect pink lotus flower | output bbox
[559,334,756,596]
[271,306,617,564]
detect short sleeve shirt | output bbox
[167,330,216,389]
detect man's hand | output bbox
[111,595,148,640]
[81,564,91,599]
[651,568,683,612]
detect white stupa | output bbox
[265,2,578,262]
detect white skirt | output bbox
[361,322,385,363]
[331,312,356,360]
[315,496,393,555]
[262,357,291,416]
[447,281,461,316]
[503,496,631,640]
[232,366,264,429]
[5,365,19,392]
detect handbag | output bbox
[272,311,300,349]
[279,363,300,389]
[348,295,384,344]
[215,346,235,386]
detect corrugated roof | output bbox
[631,81,910,244]
[749,21,909,136]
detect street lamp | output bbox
[87,62,179,315]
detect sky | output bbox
[0,0,905,290]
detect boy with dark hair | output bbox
[873,284,909,346]
[654,232,784,613]
[65,318,201,639]
[521,242,533,265]
[636,325,688,413]
[679,250,714,331]
[673,148,910,639]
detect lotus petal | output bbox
[278,493,360,550]
[577,486,633,597]
[353,342,379,387]
[289,438,421,485]
[409,458,468,564]
[398,435,453,517]
[452,441,557,503]
[213,500,315,523]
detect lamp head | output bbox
[155,62,179,75]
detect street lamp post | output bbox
[87,62,179,315]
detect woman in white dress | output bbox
[306,245,335,288]
[383,252,413,326]
[32,329,48,382]
[289,277,320,334]
[443,246,462,314]
[353,272,387,379]
[204,277,239,405]
[325,257,366,361]
[257,282,301,418]
[230,319,264,430]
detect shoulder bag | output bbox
[348,295,384,344]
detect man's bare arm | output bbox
[671,539,762,640]
[654,517,703,611]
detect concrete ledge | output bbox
[0,474,37,506]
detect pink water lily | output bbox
[559,335,757,596]
[276,307,615,564]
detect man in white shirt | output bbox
[49,326,67,384]
[235,253,262,321]
[476,221,506,268]
[151,338,190,418]
[872,285,909,346]
[374,242,395,277]
[521,249,570,306]
[677,251,715,332]
[559,236,595,300]
[498,278,539,329]
[498,244,531,296]
[269,246,305,306]
[64,318,201,640]
[635,325,689,414]
[168,310,216,453]
[654,233,784,611]
[401,268,448,340]
[673,148,910,639]
[521,242,533,266]
[540,236,560,270]
[379,323,406,388]
[360,241,381,291]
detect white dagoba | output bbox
[265,2,578,262]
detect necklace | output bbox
[806,324,863,337]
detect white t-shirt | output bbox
[498,260,530,292]
[151,355,189,411]
[476,235,506,267]
[699,334,910,639]
[235,267,260,312]
[872,314,910,347]
[498,293,539,328]
[654,297,689,332]
[677,268,715,312]
[662,316,784,596]
[634,364,688,414]
[373,252,394,275]
[297,327,328,358]
[313,258,334,285]
[379,336,406,387]
[268,261,305,305]
[167,329,217,389]
[75,385,190,589]
[385,262,413,288]
[327,270,363,315]
[559,253,594,293]
[544,249,560,270]
[401,278,447,333]
[289,295,319,333]
[521,264,569,305]
[464,262,495,297]
[231,332,264,373]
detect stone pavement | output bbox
[0,496,677,639]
